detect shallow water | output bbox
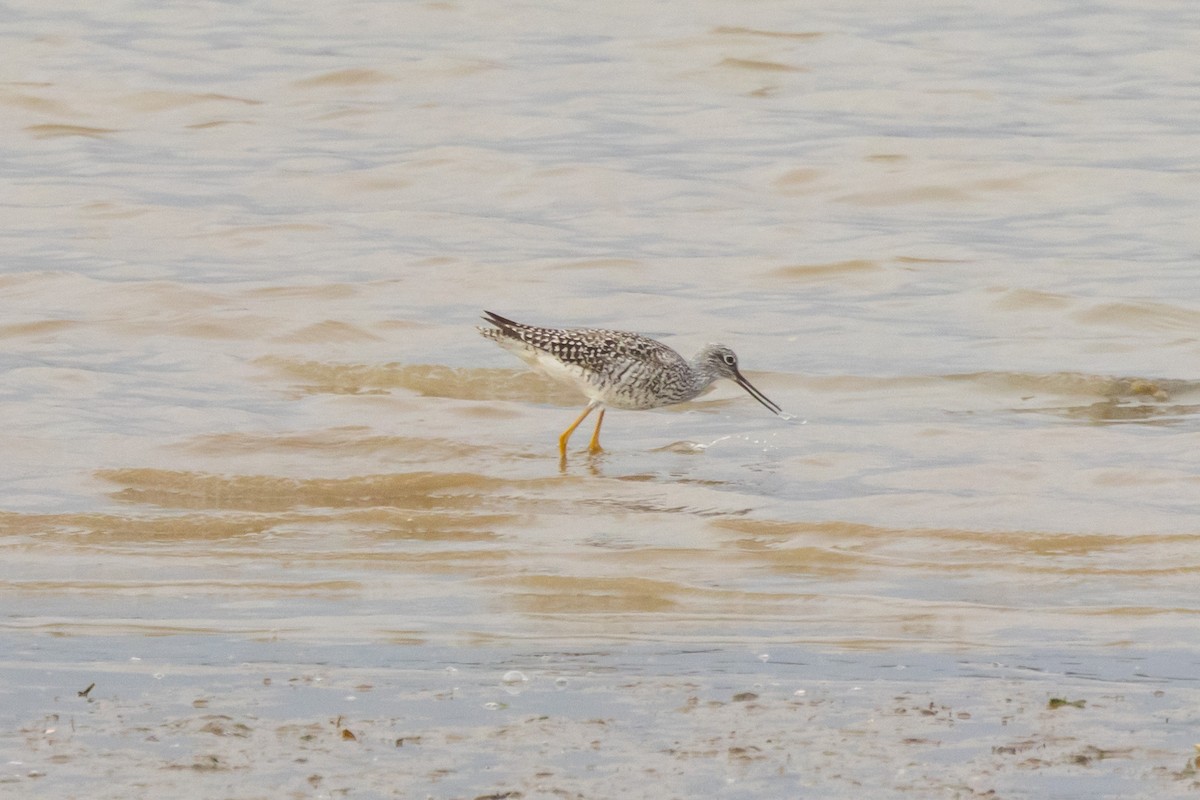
[3,0,1200,797]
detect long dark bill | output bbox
[734,371,782,415]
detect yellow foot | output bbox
[559,402,598,459]
[586,409,605,454]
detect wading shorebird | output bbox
[478,310,781,456]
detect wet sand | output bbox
[10,645,1200,799]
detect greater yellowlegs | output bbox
[478,310,781,456]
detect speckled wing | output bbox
[478,311,694,409]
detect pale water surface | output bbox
[2,0,1200,797]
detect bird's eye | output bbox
[723,353,736,366]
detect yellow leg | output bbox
[587,409,605,453]
[559,401,598,456]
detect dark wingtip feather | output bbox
[481,310,518,328]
